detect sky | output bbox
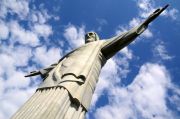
[0,0,180,119]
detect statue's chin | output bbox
[85,38,95,43]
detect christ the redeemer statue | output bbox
[12,5,168,119]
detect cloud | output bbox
[30,10,51,24]
[120,47,133,59]
[10,46,32,67]
[137,0,155,18]
[96,18,108,26]
[153,40,173,60]
[33,24,53,38]
[168,85,180,113]
[33,46,62,67]
[0,20,9,40]
[0,0,29,19]
[96,18,108,31]
[163,8,179,20]
[63,24,85,48]
[5,71,30,88]
[94,63,176,119]
[137,0,179,20]
[9,21,40,46]
[0,53,16,76]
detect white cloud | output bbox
[5,71,30,88]
[0,20,9,40]
[168,8,179,20]
[96,18,108,31]
[31,13,38,23]
[129,18,141,27]
[163,8,179,20]
[138,0,151,11]
[142,29,153,38]
[120,47,133,59]
[95,63,175,119]
[30,11,47,24]
[7,46,32,67]
[153,41,173,60]
[137,0,179,20]
[30,8,58,24]
[33,24,53,38]
[0,0,29,19]
[0,78,5,95]
[0,45,32,70]
[96,18,108,26]
[9,21,39,46]
[168,85,180,112]
[137,0,155,18]
[0,53,15,76]
[63,24,85,48]
[14,46,32,66]
[33,46,62,67]
[37,11,48,24]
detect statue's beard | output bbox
[85,38,95,43]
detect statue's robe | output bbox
[38,40,108,110]
[12,40,114,119]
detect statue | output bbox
[12,5,169,119]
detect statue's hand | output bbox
[142,4,169,26]
[25,70,41,77]
[135,4,169,34]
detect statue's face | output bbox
[85,32,99,43]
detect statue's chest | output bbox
[59,41,106,78]
[63,42,101,65]
[69,42,99,58]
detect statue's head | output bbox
[85,32,100,43]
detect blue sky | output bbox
[0,0,180,119]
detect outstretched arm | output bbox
[24,47,76,78]
[101,4,169,59]
[25,63,57,78]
